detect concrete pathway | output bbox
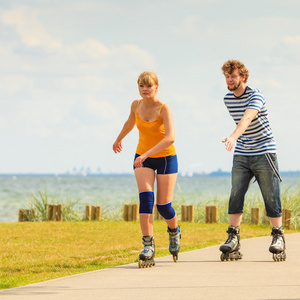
[1,233,299,300]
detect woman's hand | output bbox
[113,140,123,153]
[134,154,146,168]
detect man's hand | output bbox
[222,137,236,151]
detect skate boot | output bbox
[167,226,181,263]
[269,226,286,262]
[219,225,243,261]
[138,236,155,268]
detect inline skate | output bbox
[219,225,243,261]
[168,226,181,262]
[138,236,155,268]
[269,226,286,262]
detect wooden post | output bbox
[128,205,133,221]
[57,204,63,221]
[132,204,139,221]
[211,206,218,223]
[187,205,194,223]
[47,205,53,221]
[18,209,24,222]
[124,204,129,221]
[181,205,187,222]
[124,204,140,221]
[205,206,218,223]
[91,206,96,220]
[25,209,30,220]
[251,207,260,225]
[18,209,26,222]
[282,209,292,229]
[94,206,102,221]
[85,205,92,220]
[205,206,209,223]
[52,205,58,221]
[18,209,36,222]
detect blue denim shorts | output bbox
[133,154,178,174]
[228,154,282,218]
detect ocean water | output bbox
[0,175,299,222]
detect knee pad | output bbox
[156,202,176,220]
[139,191,154,214]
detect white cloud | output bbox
[284,35,300,46]
[0,6,156,141]
[1,6,61,50]
[0,0,299,173]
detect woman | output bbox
[113,71,181,268]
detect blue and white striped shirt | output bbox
[224,86,276,156]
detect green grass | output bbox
[0,221,298,290]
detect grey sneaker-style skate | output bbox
[219,225,243,261]
[138,236,155,268]
[269,226,286,262]
[167,226,181,262]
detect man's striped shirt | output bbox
[224,86,276,156]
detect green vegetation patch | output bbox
[1,221,298,289]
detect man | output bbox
[219,60,286,262]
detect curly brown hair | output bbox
[221,60,249,83]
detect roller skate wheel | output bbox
[272,253,284,262]
[273,253,279,262]
[138,260,142,268]
[220,253,225,261]
[173,255,178,263]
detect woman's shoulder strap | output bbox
[158,102,166,116]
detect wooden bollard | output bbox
[132,204,139,221]
[127,205,133,221]
[94,206,101,220]
[91,206,96,220]
[181,205,187,222]
[124,204,140,221]
[47,205,53,221]
[85,205,92,220]
[187,205,194,222]
[52,205,58,221]
[87,205,101,221]
[47,204,63,221]
[57,204,63,221]
[18,209,35,222]
[18,209,24,222]
[205,205,218,223]
[251,207,260,225]
[282,209,292,229]
[124,204,129,221]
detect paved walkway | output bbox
[1,233,299,300]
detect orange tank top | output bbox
[135,100,176,158]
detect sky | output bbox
[0,0,300,174]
